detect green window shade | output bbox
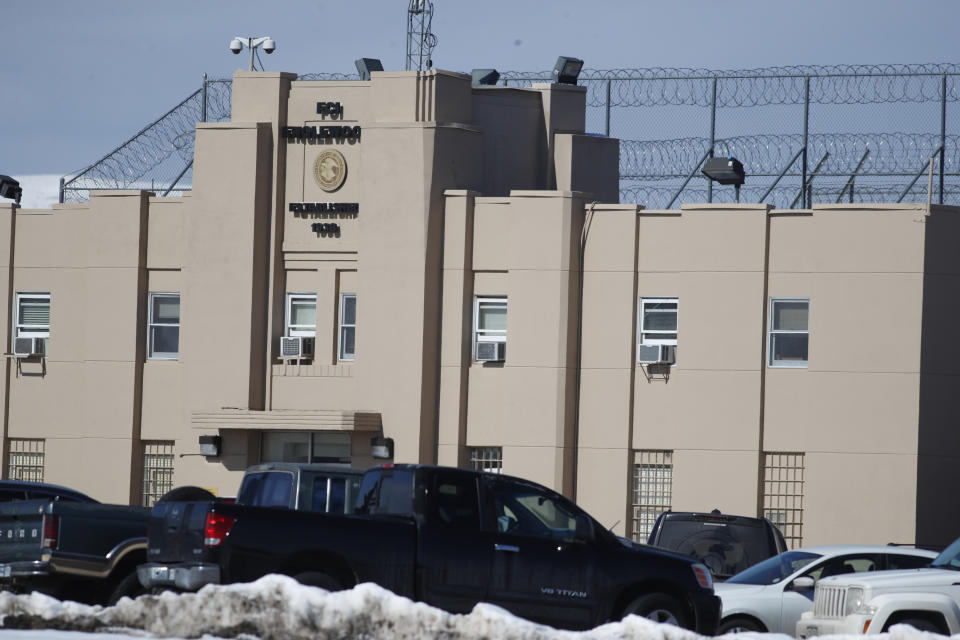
[19,301,49,325]
[479,305,506,331]
[290,300,316,327]
[773,301,808,331]
[153,296,180,324]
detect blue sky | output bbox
[3,0,960,177]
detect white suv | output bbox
[797,539,960,637]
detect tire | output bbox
[718,616,765,634]
[622,593,690,628]
[892,618,942,634]
[107,571,146,606]
[293,571,343,592]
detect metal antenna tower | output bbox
[406,0,437,71]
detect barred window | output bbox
[469,447,502,474]
[142,441,175,506]
[8,438,44,482]
[632,450,673,542]
[763,451,804,549]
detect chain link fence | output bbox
[62,64,960,208]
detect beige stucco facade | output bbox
[3,67,959,549]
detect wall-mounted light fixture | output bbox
[198,435,222,457]
[370,436,394,460]
[552,56,584,85]
[355,58,384,81]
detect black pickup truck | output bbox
[141,464,721,633]
[0,481,150,604]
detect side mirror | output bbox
[791,576,815,591]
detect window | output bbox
[261,431,351,464]
[338,293,356,361]
[286,293,316,337]
[142,441,175,506]
[148,293,180,359]
[763,451,804,549]
[488,478,586,542]
[469,446,503,473]
[769,298,809,367]
[473,296,507,361]
[8,438,44,482]
[632,450,673,542]
[639,298,678,345]
[15,293,50,338]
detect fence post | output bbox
[58,177,64,204]
[940,74,947,205]
[708,77,718,203]
[801,76,810,208]
[605,78,612,138]
[202,73,208,123]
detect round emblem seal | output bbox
[313,149,347,192]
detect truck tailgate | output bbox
[0,500,48,567]
[147,501,210,564]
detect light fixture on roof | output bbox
[0,175,21,205]
[229,36,276,72]
[471,69,500,86]
[552,56,584,85]
[701,156,746,203]
[355,58,384,81]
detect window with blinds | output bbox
[15,293,50,338]
[148,293,180,359]
[8,438,44,482]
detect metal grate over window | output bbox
[142,441,175,506]
[8,438,44,482]
[763,451,805,549]
[632,450,673,542]
[469,447,502,474]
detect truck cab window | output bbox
[354,469,414,515]
[489,481,581,542]
[237,471,294,508]
[431,474,479,530]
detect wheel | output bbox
[293,571,343,591]
[892,618,942,634]
[622,593,690,628]
[157,486,217,502]
[107,571,146,606]
[719,616,765,634]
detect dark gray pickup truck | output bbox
[0,483,149,604]
[141,464,721,633]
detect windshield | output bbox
[932,538,960,569]
[726,550,821,585]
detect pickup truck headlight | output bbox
[844,587,875,616]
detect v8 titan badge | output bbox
[313,149,347,192]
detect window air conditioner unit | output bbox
[637,344,676,364]
[13,337,45,358]
[280,336,314,359]
[476,341,505,362]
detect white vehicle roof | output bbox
[782,545,937,557]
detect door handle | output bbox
[495,543,520,553]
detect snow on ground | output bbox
[0,575,941,640]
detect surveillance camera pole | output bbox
[231,36,275,71]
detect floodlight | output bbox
[370,436,395,460]
[552,56,584,85]
[701,156,746,203]
[198,435,222,457]
[355,58,384,81]
[471,69,500,86]
[0,175,21,205]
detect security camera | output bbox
[263,38,276,54]
[229,38,243,54]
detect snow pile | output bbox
[0,575,939,640]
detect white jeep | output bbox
[797,540,960,637]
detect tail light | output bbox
[203,512,235,546]
[41,514,59,549]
